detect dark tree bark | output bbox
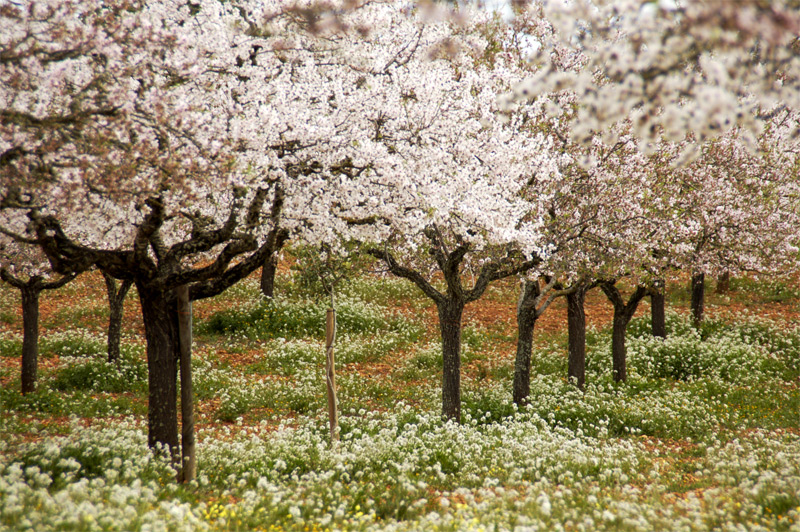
[1,269,77,394]
[103,271,133,364]
[259,232,288,298]
[20,284,39,395]
[176,285,195,482]
[716,271,730,294]
[438,298,464,422]
[610,314,627,382]
[690,272,705,328]
[137,282,180,464]
[566,284,587,390]
[650,279,666,339]
[27,185,287,457]
[513,280,539,405]
[512,278,563,404]
[599,282,649,383]
[368,230,539,422]
[260,253,278,298]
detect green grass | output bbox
[0,382,145,418]
[52,348,147,394]
[728,276,800,303]
[0,332,21,358]
[1,272,800,532]
[47,304,109,329]
[0,311,16,325]
[197,293,415,341]
[40,330,107,359]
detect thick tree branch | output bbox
[518,276,564,319]
[366,246,445,305]
[441,243,469,298]
[170,235,256,287]
[465,254,540,303]
[0,266,77,291]
[0,268,28,289]
[0,108,119,129]
[600,280,648,318]
[166,187,251,263]
[0,225,40,245]
[189,187,286,301]
[422,225,450,274]
[133,197,165,269]
[599,280,624,310]
[25,209,133,279]
[40,271,79,290]
[29,213,95,274]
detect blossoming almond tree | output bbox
[479,8,669,393]
[0,0,167,394]
[499,0,800,387]
[295,7,559,422]
[0,0,323,460]
[653,118,800,327]
[503,0,800,155]
[0,232,79,394]
[1,0,548,444]
[559,127,797,384]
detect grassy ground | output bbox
[0,268,798,531]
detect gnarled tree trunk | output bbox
[513,280,540,405]
[610,313,629,382]
[20,285,40,395]
[26,184,287,474]
[513,278,565,403]
[259,232,288,299]
[366,233,539,424]
[438,298,464,422]
[1,269,77,395]
[260,253,278,298]
[566,285,587,390]
[600,282,648,383]
[137,282,180,465]
[103,272,133,364]
[176,285,195,482]
[650,280,666,339]
[690,272,705,328]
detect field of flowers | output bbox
[0,272,799,531]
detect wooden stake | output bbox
[177,285,196,482]
[325,308,338,443]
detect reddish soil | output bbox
[1,269,798,396]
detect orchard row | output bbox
[1,0,798,471]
